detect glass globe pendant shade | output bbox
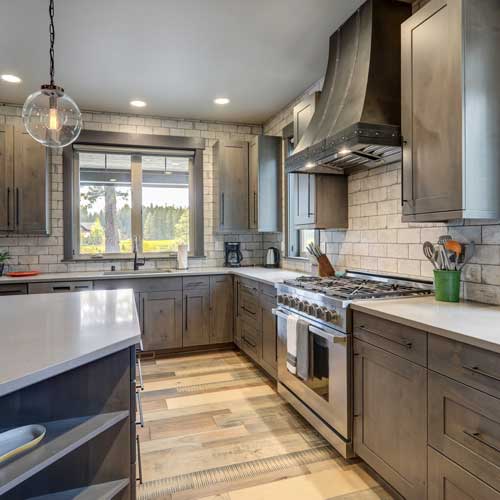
[22,85,82,148]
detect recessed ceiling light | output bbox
[1,74,22,84]
[214,97,230,105]
[130,100,146,108]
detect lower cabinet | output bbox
[428,447,500,500]
[235,276,278,378]
[183,285,210,347]
[353,338,427,500]
[141,291,182,351]
[0,283,27,295]
[210,275,233,344]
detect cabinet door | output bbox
[260,294,277,377]
[248,138,258,230]
[428,447,500,500]
[215,140,249,231]
[293,92,320,146]
[141,291,182,351]
[209,275,233,344]
[240,319,261,364]
[0,125,14,231]
[295,173,315,225]
[354,339,427,500]
[14,127,49,234]
[0,283,27,296]
[401,0,463,217]
[183,287,210,347]
[234,278,242,347]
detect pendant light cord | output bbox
[49,0,55,86]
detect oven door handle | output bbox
[272,308,347,344]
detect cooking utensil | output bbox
[438,235,452,245]
[457,242,475,270]
[423,242,438,269]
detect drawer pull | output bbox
[241,284,258,293]
[242,336,257,348]
[241,306,256,316]
[357,325,413,349]
[185,282,206,287]
[463,430,500,454]
[462,365,500,383]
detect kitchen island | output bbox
[0,289,141,499]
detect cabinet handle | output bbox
[6,187,10,227]
[15,188,19,226]
[357,325,413,350]
[185,281,205,288]
[185,296,188,330]
[241,305,256,316]
[52,286,71,291]
[253,191,257,225]
[463,430,500,454]
[462,365,500,383]
[242,336,256,348]
[241,283,258,293]
[221,192,225,225]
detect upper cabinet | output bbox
[249,135,281,232]
[0,125,49,234]
[401,0,500,222]
[214,137,281,232]
[293,91,320,146]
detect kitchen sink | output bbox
[103,269,174,276]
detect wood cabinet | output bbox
[353,338,427,500]
[213,139,249,231]
[293,91,320,146]
[401,0,500,222]
[248,135,281,232]
[209,275,233,344]
[291,173,347,230]
[141,290,183,351]
[0,125,49,234]
[0,283,27,295]
[428,447,500,500]
[183,284,210,347]
[214,137,281,233]
[235,276,277,378]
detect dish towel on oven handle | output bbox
[286,314,310,379]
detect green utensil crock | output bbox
[434,270,461,302]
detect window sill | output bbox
[62,255,206,263]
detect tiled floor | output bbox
[137,349,394,500]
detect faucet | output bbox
[133,236,146,271]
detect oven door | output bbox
[274,307,350,440]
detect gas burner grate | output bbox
[283,275,432,300]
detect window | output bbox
[71,145,202,258]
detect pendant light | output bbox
[22,0,82,148]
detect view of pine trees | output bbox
[80,191,189,254]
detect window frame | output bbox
[63,130,205,260]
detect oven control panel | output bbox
[277,294,339,324]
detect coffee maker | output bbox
[224,242,243,267]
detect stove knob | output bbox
[307,304,317,316]
[282,295,290,306]
[325,310,338,323]
[299,300,309,312]
[289,297,298,308]
[317,307,327,320]
[277,295,284,304]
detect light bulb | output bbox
[48,107,61,130]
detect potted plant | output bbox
[0,250,10,277]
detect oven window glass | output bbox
[302,333,330,401]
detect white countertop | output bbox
[0,266,303,287]
[0,289,141,397]
[351,296,500,354]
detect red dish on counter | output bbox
[5,271,41,277]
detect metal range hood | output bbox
[286,0,411,175]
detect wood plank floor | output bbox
[137,349,395,500]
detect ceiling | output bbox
[0,0,365,124]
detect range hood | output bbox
[286,0,411,174]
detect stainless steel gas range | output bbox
[273,271,433,459]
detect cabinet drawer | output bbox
[240,320,261,362]
[239,280,260,327]
[94,277,182,292]
[428,447,500,500]
[429,371,500,491]
[429,334,500,399]
[182,276,210,289]
[28,281,93,294]
[259,282,276,299]
[353,311,427,366]
[0,283,27,295]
